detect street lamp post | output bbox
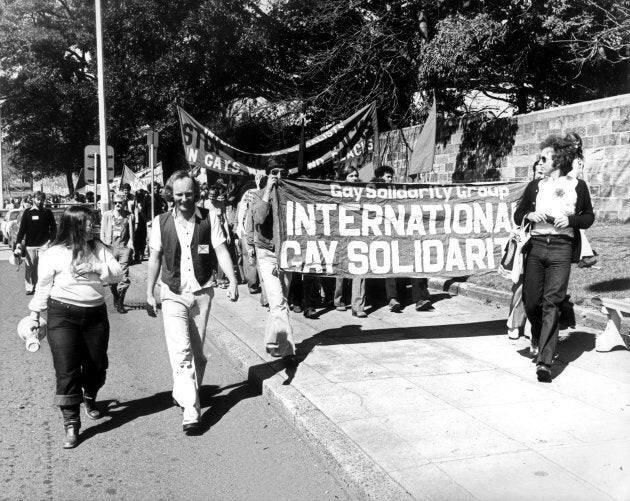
[95,0,109,212]
[0,102,4,209]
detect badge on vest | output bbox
[198,244,210,254]
[32,215,39,220]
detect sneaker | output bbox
[508,328,520,340]
[335,302,348,311]
[352,310,367,318]
[389,299,402,312]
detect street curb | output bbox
[427,277,609,331]
[208,316,414,501]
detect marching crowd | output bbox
[13,132,595,448]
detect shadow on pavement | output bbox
[79,391,177,442]
[199,381,254,433]
[516,329,595,380]
[244,319,508,389]
[587,277,630,293]
[79,382,255,440]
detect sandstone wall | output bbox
[379,94,630,221]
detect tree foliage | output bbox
[0,0,276,187]
[0,0,628,186]
[264,0,630,122]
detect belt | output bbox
[531,234,573,244]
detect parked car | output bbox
[0,209,8,243]
[2,209,22,245]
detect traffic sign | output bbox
[146,130,159,147]
[84,145,114,183]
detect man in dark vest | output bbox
[146,170,238,435]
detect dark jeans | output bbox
[523,235,573,366]
[47,299,110,407]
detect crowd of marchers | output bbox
[13,131,594,449]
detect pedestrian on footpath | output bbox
[333,167,368,317]
[374,165,433,312]
[27,205,122,448]
[14,191,57,295]
[236,181,262,295]
[100,192,135,313]
[515,134,594,383]
[251,167,296,358]
[141,182,167,256]
[146,170,238,435]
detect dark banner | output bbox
[177,103,376,176]
[275,179,528,278]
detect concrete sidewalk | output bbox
[130,264,630,500]
[204,280,630,501]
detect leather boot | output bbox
[110,285,119,308]
[63,423,80,449]
[116,289,127,314]
[83,396,102,420]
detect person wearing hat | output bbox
[100,192,135,313]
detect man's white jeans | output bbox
[256,247,295,357]
[160,285,213,424]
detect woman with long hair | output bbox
[514,135,594,382]
[27,206,122,448]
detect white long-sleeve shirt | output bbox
[28,243,123,312]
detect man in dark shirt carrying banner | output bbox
[15,191,57,295]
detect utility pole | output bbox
[0,102,4,209]
[95,0,109,212]
[147,131,159,222]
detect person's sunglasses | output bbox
[270,168,287,176]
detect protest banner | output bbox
[177,103,377,176]
[274,179,528,278]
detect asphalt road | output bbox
[0,249,348,501]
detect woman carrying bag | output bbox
[27,206,122,448]
[514,135,594,383]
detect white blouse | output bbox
[28,242,123,312]
[531,175,578,238]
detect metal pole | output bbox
[149,144,155,222]
[94,154,98,209]
[95,0,109,213]
[0,102,4,209]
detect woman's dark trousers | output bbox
[47,300,109,421]
[523,235,573,367]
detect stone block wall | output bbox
[378,94,630,221]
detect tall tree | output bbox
[264,0,630,122]
[0,0,278,188]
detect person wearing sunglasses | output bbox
[100,192,135,313]
[514,134,594,383]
